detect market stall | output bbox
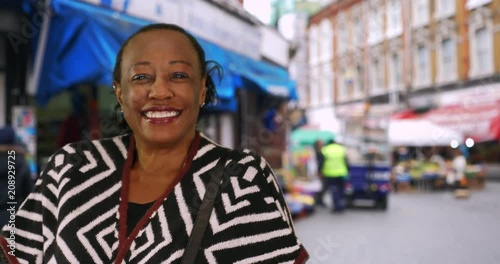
[388,119,464,147]
[388,119,465,191]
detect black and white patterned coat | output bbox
[2,133,308,263]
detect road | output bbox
[293,182,500,264]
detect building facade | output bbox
[306,0,500,161]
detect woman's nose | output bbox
[149,79,173,99]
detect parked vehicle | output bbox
[345,163,391,209]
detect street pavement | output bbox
[293,182,500,264]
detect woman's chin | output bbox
[139,130,193,147]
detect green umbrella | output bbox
[291,129,335,148]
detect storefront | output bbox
[391,83,500,164]
[426,84,500,163]
[425,84,500,143]
[24,0,297,167]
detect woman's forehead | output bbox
[123,29,199,62]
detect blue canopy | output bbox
[30,0,297,109]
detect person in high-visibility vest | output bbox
[313,140,326,206]
[321,139,349,213]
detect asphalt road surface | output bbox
[294,182,500,264]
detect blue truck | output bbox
[345,163,392,209]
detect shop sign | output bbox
[122,0,184,25]
[423,100,500,142]
[438,82,500,107]
[186,0,261,59]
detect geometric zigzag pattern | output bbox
[2,133,308,263]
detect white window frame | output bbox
[468,8,494,78]
[466,0,492,10]
[413,43,431,88]
[385,0,402,39]
[367,6,384,45]
[367,2,384,45]
[435,0,456,20]
[319,18,333,62]
[387,50,403,92]
[435,23,458,84]
[412,0,430,28]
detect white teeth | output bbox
[145,111,179,118]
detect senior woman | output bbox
[1,23,308,263]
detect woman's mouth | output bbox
[142,110,181,123]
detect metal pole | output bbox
[27,0,52,97]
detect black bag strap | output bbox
[181,150,231,264]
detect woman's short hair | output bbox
[112,23,221,133]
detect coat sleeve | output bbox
[1,150,63,264]
[208,150,309,263]
[256,156,309,264]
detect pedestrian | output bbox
[313,139,327,206]
[0,126,34,229]
[448,147,467,190]
[0,23,308,263]
[321,138,349,213]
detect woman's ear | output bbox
[199,75,207,106]
[113,81,124,106]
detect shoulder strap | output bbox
[180,149,231,264]
[0,235,19,264]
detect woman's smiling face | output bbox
[114,29,206,147]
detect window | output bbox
[355,65,364,96]
[308,26,319,65]
[468,9,494,77]
[435,0,455,19]
[437,36,457,83]
[412,0,429,28]
[354,16,363,48]
[371,58,384,95]
[475,28,489,73]
[322,62,334,104]
[310,66,320,106]
[337,16,348,54]
[466,0,492,10]
[320,19,333,61]
[414,44,430,87]
[386,0,402,38]
[389,52,402,90]
[368,6,383,45]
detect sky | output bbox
[243,0,296,40]
[243,0,273,25]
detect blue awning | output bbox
[30,0,296,109]
[226,52,297,100]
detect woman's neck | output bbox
[133,133,195,177]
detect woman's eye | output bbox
[171,72,188,79]
[131,75,149,82]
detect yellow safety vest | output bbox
[321,143,348,177]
